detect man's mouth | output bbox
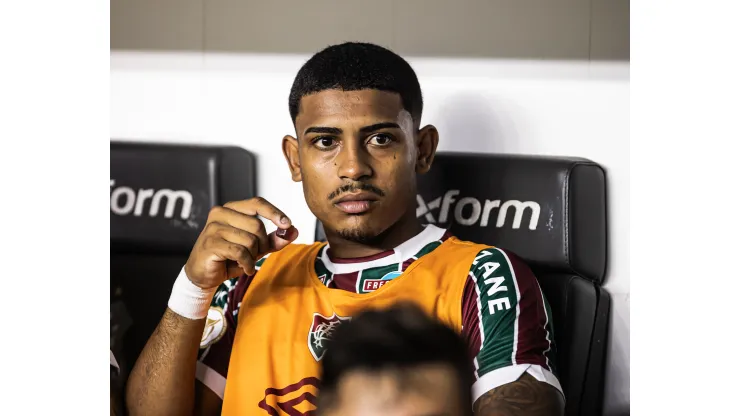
[333,192,379,214]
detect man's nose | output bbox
[336,140,373,181]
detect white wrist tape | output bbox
[167,267,217,320]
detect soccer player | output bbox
[317,303,474,416]
[126,42,564,416]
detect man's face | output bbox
[320,365,466,416]
[284,89,436,242]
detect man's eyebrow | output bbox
[359,122,401,133]
[304,126,343,135]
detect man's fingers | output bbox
[207,208,270,254]
[226,262,248,279]
[268,226,299,253]
[206,236,256,275]
[223,198,291,229]
[204,198,296,261]
[208,222,263,260]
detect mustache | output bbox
[328,183,386,200]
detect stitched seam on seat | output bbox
[578,282,604,415]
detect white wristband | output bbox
[167,267,217,320]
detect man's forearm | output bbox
[473,372,565,416]
[126,308,205,416]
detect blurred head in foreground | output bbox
[318,303,473,416]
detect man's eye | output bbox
[368,134,393,146]
[314,137,337,149]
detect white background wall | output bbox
[111,51,629,415]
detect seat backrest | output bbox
[417,152,609,416]
[315,152,609,416]
[110,141,256,380]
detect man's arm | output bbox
[194,379,224,415]
[473,372,564,416]
[125,198,297,416]
[461,247,565,415]
[126,308,211,416]
[127,266,254,416]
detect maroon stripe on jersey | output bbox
[461,277,482,364]
[330,271,360,292]
[504,249,550,370]
[401,258,416,271]
[229,273,255,323]
[327,248,394,263]
[200,273,255,378]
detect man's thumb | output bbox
[268,226,299,253]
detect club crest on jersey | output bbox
[358,271,403,294]
[200,306,227,349]
[307,312,350,361]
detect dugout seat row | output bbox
[316,153,610,416]
[111,143,609,416]
[110,141,257,381]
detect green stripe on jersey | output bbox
[360,264,401,280]
[255,255,268,270]
[314,246,333,285]
[209,277,238,311]
[413,240,443,259]
[470,248,520,375]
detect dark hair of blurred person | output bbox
[318,303,473,416]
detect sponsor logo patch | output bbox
[359,271,403,293]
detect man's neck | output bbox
[324,210,424,259]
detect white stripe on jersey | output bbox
[195,361,226,399]
[354,269,363,293]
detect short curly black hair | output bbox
[289,42,423,126]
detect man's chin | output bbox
[323,211,399,244]
[335,227,381,244]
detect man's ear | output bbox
[282,135,302,182]
[416,125,439,174]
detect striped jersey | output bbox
[196,225,562,415]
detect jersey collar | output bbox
[319,225,447,275]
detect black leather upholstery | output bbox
[415,153,607,283]
[110,141,256,377]
[537,274,610,416]
[315,152,609,416]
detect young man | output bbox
[317,303,474,416]
[126,42,564,416]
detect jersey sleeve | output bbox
[195,256,267,398]
[461,247,563,404]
